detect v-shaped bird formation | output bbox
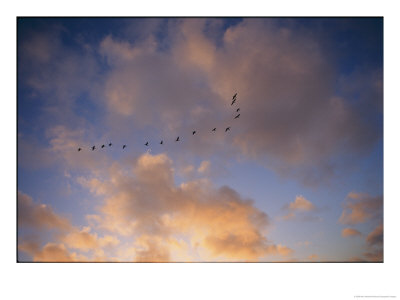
[77,93,240,152]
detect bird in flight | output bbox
[109,142,112,147]
[78,148,82,151]
[176,136,180,142]
[91,146,96,151]
[192,131,196,135]
[160,140,163,145]
[101,144,105,148]
[236,108,240,112]
[145,142,149,146]
[225,127,231,132]
[212,128,216,132]
[231,93,237,105]
[234,114,240,119]
[123,145,127,149]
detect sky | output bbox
[17,17,383,262]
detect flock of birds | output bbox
[77,93,240,152]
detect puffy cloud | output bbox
[339,192,382,225]
[98,19,381,185]
[19,242,86,262]
[133,235,171,262]
[18,191,71,231]
[18,191,121,262]
[341,228,362,238]
[61,227,100,252]
[80,152,292,262]
[19,19,381,186]
[61,226,121,253]
[288,195,315,211]
[280,195,318,221]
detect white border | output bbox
[2,1,399,299]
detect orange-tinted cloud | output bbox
[19,242,87,262]
[308,254,319,261]
[18,191,122,262]
[363,250,383,262]
[197,160,211,174]
[61,226,120,253]
[289,195,315,211]
[339,193,383,262]
[366,224,383,246]
[281,195,318,221]
[341,228,362,238]
[18,191,71,231]
[80,152,292,262]
[339,192,382,225]
[133,235,171,262]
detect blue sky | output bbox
[17,17,383,262]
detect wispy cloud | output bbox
[341,228,362,238]
[339,192,383,262]
[339,192,382,225]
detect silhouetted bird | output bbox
[109,143,112,147]
[176,136,180,142]
[225,127,231,132]
[192,131,196,135]
[236,108,240,112]
[78,148,82,151]
[123,145,127,149]
[160,140,163,145]
[231,93,237,105]
[234,114,240,119]
[145,142,149,146]
[212,128,216,132]
[101,145,105,148]
[91,146,95,151]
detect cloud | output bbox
[19,242,86,262]
[197,160,211,174]
[289,195,315,211]
[363,249,383,262]
[18,19,381,187]
[341,228,362,238]
[97,19,381,186]
[61,227,100,252]
[339,192,382,225]
[366,224,383,246]
[18,24,102,123]
[133,235,171,262]
[338,193,383,262]
[281,195,319,221]
[307,254,319,261]
[61,226,121,253]
[80,152,292,262]
[18,191,71,231]
[18,191,121,262]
